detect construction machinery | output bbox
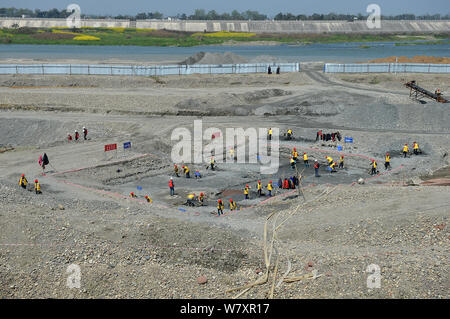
[405,81,448,103]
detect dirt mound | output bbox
[360,55,450,64]
[180,52,249,65]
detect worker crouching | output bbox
[229,198,237,211]
[34,179,42,194]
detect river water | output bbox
[0,41,449,64]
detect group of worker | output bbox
[67,127,88,142]
[174,163,205,179]
[18,174,41,194]
[129,192,152,203]
[315,130,342,142]
[402,142,421,157]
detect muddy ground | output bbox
[0,66,449,299]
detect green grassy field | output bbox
[0,27,448,46]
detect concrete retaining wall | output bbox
[136,20,450,34]
[1,18,449,34]
[0,18,130,28]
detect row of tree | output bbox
[0,7,448,21]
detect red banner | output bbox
[104,143,117,152]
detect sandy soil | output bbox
[0,67,449,299]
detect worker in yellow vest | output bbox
[182,165,190,178]
[290,156,296,169]
[292,147,298,162]
[303,152,310,167]
[413,142,419,155]
[267,181,273,196]
[370,160,378,175]
[229,198,237,211]
[402,144,409,158]
[187,193,196,206]
[257,180,262,197]
[144,195,152,203]
[339,155,344,169]
[287,129,293,140]
[130,192,136,198]
[326,156,333,165]
[19,174,28,189]
[244,185,250,199]
[217,199,224,216]
[384,153,391,170]
[268,128,272,140]
[34,179,41,194]
[329,161,337,173]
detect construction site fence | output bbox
[0,63,300,76]
[324,63,450,73]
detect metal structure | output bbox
[405,81,448,103]
[0,63,300,76]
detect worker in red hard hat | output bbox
[217,199,224,216]
[34,179,41,194]
[19,174,28,189]
[229,198,237,211]
[130,192,136,198]
[198,192,205,205]
[257,180,262,197]
[174,164,179,177]
[244,185,250,199]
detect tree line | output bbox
[0,7,448,21]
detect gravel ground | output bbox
[0,70,449,299]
